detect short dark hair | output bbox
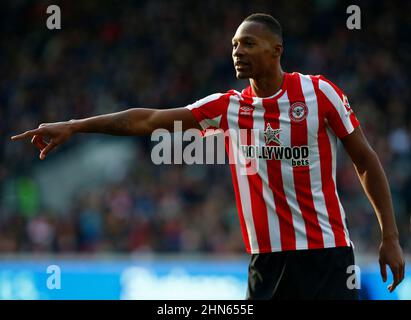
[243,13,283,42]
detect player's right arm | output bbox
[10,107,201,160]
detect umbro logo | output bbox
[239,105,254,115]
[240,106,253,112]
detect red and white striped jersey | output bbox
[186,72,360,253]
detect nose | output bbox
[232,44,244,58]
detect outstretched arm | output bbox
[341,126,405,292]
[11,107,200,160]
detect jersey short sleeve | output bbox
[185,92,231,135]
[318,76,360,138]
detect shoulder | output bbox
[205,90,240,101]
[291,73,347,100]
[291,72,340,87]
[288,72,334,86]
[314,74,345,94]
[194,91,234,103]
[186,90,238,111]
[285,72,330,90]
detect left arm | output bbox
[341,126,405,292]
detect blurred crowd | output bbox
[0,0,410,254]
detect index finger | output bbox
[11,129,43,141]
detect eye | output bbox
[245,42,254,47]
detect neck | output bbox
[250,66,284,98]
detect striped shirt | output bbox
[186,72,360,253]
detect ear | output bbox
[272,43,283,58]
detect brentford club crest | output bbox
[289,102,308,122]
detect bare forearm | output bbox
[342,128,404,291]
[70,108,154,136]
[354,152,399,239]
